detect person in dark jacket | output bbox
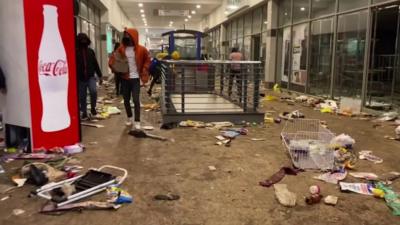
[0,66,6,94]
[76,33,102,120]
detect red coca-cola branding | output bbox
[38,60,68,76]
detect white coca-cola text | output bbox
[39,60,68,76]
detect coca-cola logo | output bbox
[39,60,68,76]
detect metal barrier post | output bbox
[254,64,261,111]
[243,64,248,112]
[181,66,185,113]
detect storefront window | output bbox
[252,8,262,34]
[339,0,368,12]
[244,13,252,36]
[279,0,292,26]
[277,27,291,88]
[226,23,232,40]
[335,10,368,98]
[237,17,244,38]
[243,37,251,59]
[291,23,309,92]
[80,0,88,19]
[232,20,238,40]
[309,18,334,96]
[293,0,310,22]
[262,5,268,32]
[312,0,336,18]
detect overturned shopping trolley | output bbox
[281,119,335,170]
[33,165,127,207]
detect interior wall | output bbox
[0,0,31,127]
[99,0,133,31]
[199,0,265,31]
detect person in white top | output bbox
[110,29,150,130]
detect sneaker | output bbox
[91,109,98,116]
[125,118,133,126]
[134,121,141,130]
[81,114,90,121]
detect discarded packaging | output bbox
[339,97,361,116]
[273,184,296,207]
[331,134,355,148]
[142,126,155,131]
[12,176,27,187]
[324,195,338,206]
[107,185,133,204]
[63,143,84,154]
[377,111,398,122]
[306,194,323,205]
[349,172,379,180]
[376,182,400,216]
[359,150,383,164]
[259,167,299,188]
[314,170,347,184]
[12,209,25,216]
[41,201,120,214]
[251,138,266,141]
[339,182,374,195]
[208,166,217,171]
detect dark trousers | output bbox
[114,73,122,95]
[148,73,161,94]
[228,69,242,102]
[122,78,140,121]
[78,77,97,116]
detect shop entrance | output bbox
[367,4,400,110]
[251,34,261,61]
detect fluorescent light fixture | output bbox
[184,18,188,22]
[138,3,143,7]
[227,5,239,10]
[140,9,144,13]
[191,10,196,14]
[196,4,201,9]
[145,28,149,33]
[300,7,306,11]
[188,15,192,18]
[141,14,145,18]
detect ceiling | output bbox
[117,0,223,30]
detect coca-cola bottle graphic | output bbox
[38,5,70,132]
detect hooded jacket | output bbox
[76,33,102,81]
[109,28,151,83]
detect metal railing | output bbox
[160,60,263,117]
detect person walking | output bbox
[76,33,102,120]
[109,28,151,130]
[228,47,243,102]
[109,42,122,96]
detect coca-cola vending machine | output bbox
[0,0,80,151]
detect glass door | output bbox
[367,4,400,110]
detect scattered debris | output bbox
[273,184,296,207]
[40,201,120,214]
[324,195,338,206]
[153,193,180,201]
[339,182,373,195]
[0,195,10,201]
[208,166,217,171]
[314,170,347,184]
[11,176,27,187]
[142,126,155,131]
[376,112,398,122]
[128,130,168,141]
[359,150,383,164]
[349,172,379,180]
[259,167,299,188]
[0,164,4,174]
[107,185,133,204]
[63,144,84,154]
[396,126,400,139]
[317,100,338,113]
[306,185,323,205]
[251,138,266,141]
[338,97,361,116]
[279,110,305,120]
[81,122,105,128]
[376,182,400,216]
[331,134,355,149]
[12,209,25,216]
[380,172,400,184]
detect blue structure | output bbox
[162,29,204,60]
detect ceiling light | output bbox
[300,7,306,11]
[227,5,239,10]
[264,21,268,24]
[141,14,146,18]
[224,11,229,15]
[196,5,201,9]
[188,15,192,18]
[145,28,148,33]
[184,18,188,22]
[191,10,196,14]
[140,9,144,13]
[284,12,288,16]
[138,3,143,7]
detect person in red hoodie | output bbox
[109,28,150,130]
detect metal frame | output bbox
[161,60,264,124]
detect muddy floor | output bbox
[0,88,399,225]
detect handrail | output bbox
[162,60,262,64]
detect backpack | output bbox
[149,58,160,76]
